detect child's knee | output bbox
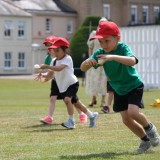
[64,97,71,104]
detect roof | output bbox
[5,0,77,14]
[0,0,31,16]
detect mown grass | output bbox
[0,78,160,160]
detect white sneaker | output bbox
[61,119,75,129]
[89,112,99,128]
[146,124,160,147]
[136,140,152,154]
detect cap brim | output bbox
[89,35,108,41]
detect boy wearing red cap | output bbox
[39,37,99,129]
[80,21,160,153]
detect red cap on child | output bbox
[90,21,120,40]
[43,35,57,44]
[48,37,69,49]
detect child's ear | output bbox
[117,35,121,41]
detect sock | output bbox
[86,109,94,118]
[144,123,153,131]
[69,115,74,121]
[48,115,53,119]
[141,135,150,141]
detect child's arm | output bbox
[97,55,136,66]
[40,64,67,71]
[80,58,97,72]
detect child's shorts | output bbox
[113,83,144,112]
[50,79,79,103]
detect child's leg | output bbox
[61,97,75,129]
[120,108,147,138]
[40,95,57,124]
[74,100,99,128]
[48,96,57,117]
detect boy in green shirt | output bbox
[80,21,160,153]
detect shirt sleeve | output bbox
[122,44,139,64]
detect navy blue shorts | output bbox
[113,83,144,112]
[50,79,79,104]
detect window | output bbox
[131,5,138,25]
[4,21,13,38]
[142,6,149,24]
[154,6,160,22]
[103,4,110,19]
[45,18,51,32]
[67,20,73,34]
[18,52,25,68]
[18,21,25,38]
[4,52,12,68]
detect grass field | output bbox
[0,78,160,160]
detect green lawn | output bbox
[0,78,160,160]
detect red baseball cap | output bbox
[90,21,120,40]
[48,37,69,49]
[43,35,57,44]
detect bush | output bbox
[70,16,101,76]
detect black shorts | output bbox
[107,81,114,92]
[50,79,79,103]
[113,83,144,112]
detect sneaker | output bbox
[79,113,87,123]
[146,124,160,147]
[136,140,152,154]
[40,116,53,124]
[89,112,99,128]
[61,119,75,129]
[101,106,110,113]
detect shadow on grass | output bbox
[21,124,74,132]
[59,151,133,159]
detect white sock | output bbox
[86,109,94,118]
[69,115,74,121]
[48,115,53,120]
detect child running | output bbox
[39,37,99,129]
[80,20,160,153]
[35,35,88,123]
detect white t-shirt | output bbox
[50,55,78,93]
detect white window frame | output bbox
[67,20,73,34]
[4,52,12,68]
[18,21,25,39]
[131,5,138,25]
[18,52,25,68]
[4,21,13,39]
[45,18,51,33]
[103,4,110,20]
[142,6,149,24]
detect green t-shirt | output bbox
[91,42,143,95]
[44,54,52,65]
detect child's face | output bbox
[48,48,63,58]
[98,35,120,52]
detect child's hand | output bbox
[34,72,42,82]
[40,64,49,69]
[85,58,97,67]
[97,54,114,62]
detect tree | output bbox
[70,16,101,76]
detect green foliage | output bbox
[70,16,101,76]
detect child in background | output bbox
[101,81,114,113]
[39,37,99,129]
[80,21,160,153]
[35,35,88,124]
